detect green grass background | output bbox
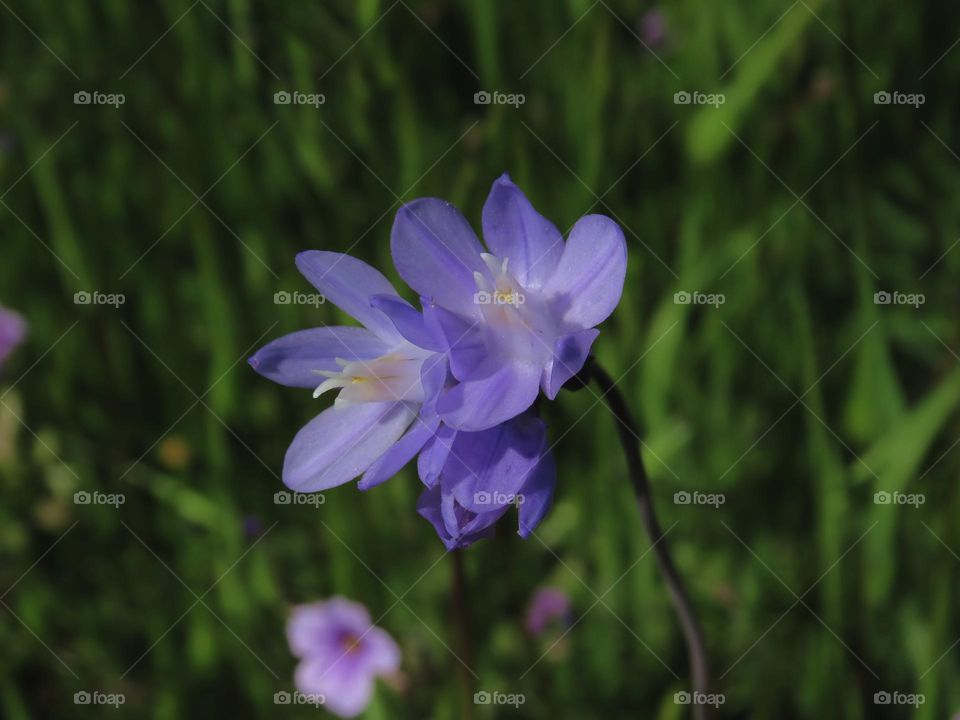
[1,0,958,717]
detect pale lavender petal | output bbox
[369,294,444,352]
[543,215,627,331]
[482,174,563,289]
[541,328,599,400]
[437,362,541,431]
[295,654,373,718]
[360,627,401,675]
[358,415,439,490]
[283,402,417,492]
[428,305,486,381]
[248,326,390,388]
[417,423,458,487]
[391,199,487,317]
[517,447,556,538]
[296,251,401,342]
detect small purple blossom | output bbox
[640,8,668,48]
[525,587,572,635]
[288,597,400,718]
[0,307,26,369]
[391,174,626,431]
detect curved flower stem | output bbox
[587,357,712,719]
[451,550,474,720]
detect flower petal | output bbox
[391,199,487,317]
[287,599,371,658]
[417,423,458,487]
[437,361,541,431]
[428,305,486,381]
[543,215,627,330]
[444,415,547,512]
[517,448,556,538]
[283,402,417,492]
[249,327,390,388]
[361,627,402,675]
[482,174,563,290]
[358,414,439,490]
[295,654,373,718]
[296,251,401,341]
[369,294,444,352]
[541,328,599,400]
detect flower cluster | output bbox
[251,174,626,547]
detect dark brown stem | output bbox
[588,357,712,719]
[451,550,474,719]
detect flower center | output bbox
[313,351,425,408]
[472,253,551,364]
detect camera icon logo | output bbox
[473,691,491,704]
[74,691,92,704]
[674,491,691,505]
[74,91,92,105]
[474,91,491,105]
[274,91,291,105]
[74,491,92,505]
[674,691,692,704]
[873,91,891,105]
[74,291,92,305]
[274,291,291,305]
[274,491,292,505]
[473,290,492,305]
[474,491,492,505]
[674,91,691,105]
[673,291,691,305]
[873,691,891,704]
[874,491,891,505]
[873,291,891,305]
[274,691,292,704]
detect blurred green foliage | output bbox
[1,0,959,718]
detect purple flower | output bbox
[416,412,556,548]
[0,307,26,369]
[391,174,626,431]
[249,251,445,493]
[288,597,400,718]
[640,8,668,48]
[525,586,572,635]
